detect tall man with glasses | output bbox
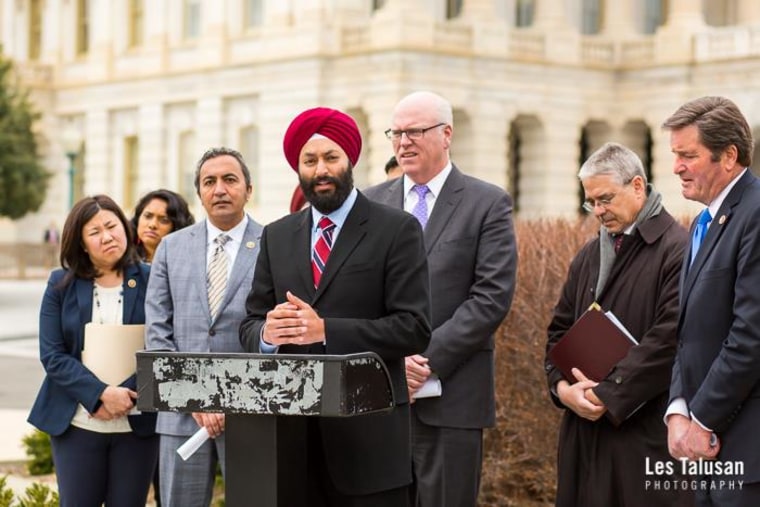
[545,142,689,507]
[365,90,517,507]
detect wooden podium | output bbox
[136,351,394,507]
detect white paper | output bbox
[412,376,442,399]
[604,311,638,345]
[82,323,145,385]
[177,427,210,461]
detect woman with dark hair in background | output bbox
[130,189,194,506]
[28,194,159,507]
[131,189,195,263]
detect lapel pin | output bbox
[246,241,256,249]
[127,279,137,288]
[718,215,727,225]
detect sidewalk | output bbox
[0,279,50,498]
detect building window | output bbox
[29,0,42,60]
[244,0,263,29]
[372,0,386,11]
[643,0,666,34]
[508,127,521,213]
[239,126,259,205]
[128,0,144,48]
[178,130,197,203]
[580,0,602,35]
[76,0,89,55]
[515,0,535,27]
[183,0,201,40]
[446,0,463,19]
[123,136,139,208]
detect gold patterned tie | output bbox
[207,234,231,320]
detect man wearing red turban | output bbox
[241,107,432,506]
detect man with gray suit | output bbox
[146,147,263,507]
[364,91,517,507]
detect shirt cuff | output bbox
[259,325,278,354]
[664,397,689,425]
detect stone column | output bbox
[89,0,113,80]
[600,0,636,37]
[198,0,228,65]
[264,0,293,25]
[332,0,370,22]
[196,97,224,149]
[143,0,168,71]
[456,99,510,189]
[362,93,401,186]
[84,109,110,195]
[457,0,508,54]
[460,0,499,20]
[664,0,706,28]
[655,0,705,63]
[532,0,570,29]
[138,103,166,192]
[737,0,760,25]
[530,0,579,65]
[517,118,583,218]
[294,0,329,25]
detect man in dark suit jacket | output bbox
[664,96,760,506]
[364,91,517,507]
[240,107,431,506]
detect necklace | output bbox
[93,284,123,325]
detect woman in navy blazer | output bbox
[28,195,158,507]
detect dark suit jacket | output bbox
[671,169,760,482]
[28,263,155,437]
[364,166,517,429]
[240,192,431,495]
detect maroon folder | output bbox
[548,308,636,383]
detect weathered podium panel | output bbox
[136,351,394,507]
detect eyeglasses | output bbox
[384,123,446,142]
[582,196,617,213]
[582,178,634,213]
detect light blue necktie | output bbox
[690,208,712,264]
[411,185,430,229]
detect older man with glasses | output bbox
[365,90,517,507]
[544,142,691,507]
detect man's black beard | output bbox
[300,166,354,215]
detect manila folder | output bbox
[548,308,635,383]
[82,323,145,385]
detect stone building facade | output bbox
[3,0,760,240]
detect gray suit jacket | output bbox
[145,216,263,436]
[364,165,517,428]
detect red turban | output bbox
[283,107,362,171]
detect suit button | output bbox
[614,376,623,384]
[209,329,216,336]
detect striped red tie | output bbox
[312,216,336,287]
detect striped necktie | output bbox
[312,217,336,287]
[207,234,231,320]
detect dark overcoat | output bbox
[545,209,689,507]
